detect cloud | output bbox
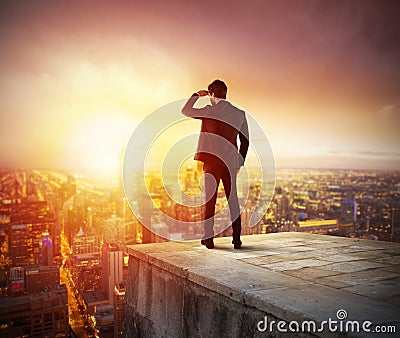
[378,105,395,121]
[329,150,400,158]
[356,151,400,158]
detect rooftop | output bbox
[0,292,64,314]
[82,289,107,305]
[126,232,400,337]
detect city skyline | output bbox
[0,0,399,173]
[0,166,399,336]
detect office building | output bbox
[71,229,101,266]
[103,216,125,247]
[40,232,53,266]
[101,244,123,304]
[71,229,101,292]
[9,266,25,295]
[93,304,114,338]
[25,264,60,294]
[0,291,68,337]
[82,289,108,315]
[113,282,125,338]
[8,224,29,266]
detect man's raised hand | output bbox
[197,90,209,96]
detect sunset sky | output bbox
[0,0,399,173]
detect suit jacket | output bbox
[182,93,249,169]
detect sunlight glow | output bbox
[64,112,136,173]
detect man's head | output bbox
[208,79,227,105]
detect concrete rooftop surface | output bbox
[125,233,400,337]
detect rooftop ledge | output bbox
[124,233,400,338]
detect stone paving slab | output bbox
[127,232,400,337]
[302,242,355,250]
[315,247,377,256]
[271,245,319,253]
[283,266,342,280]
[243,251,321,266]
[387,294,400,306]
[241,255,288,266]
[314,253,368,262]
[382,265,400,273]
[326,268,399,286]
[314,276,350,289]
[341,278,400,301]
[321,261,386,274]
[372,255,400,265]
[263,258,333,272]
[346,251,390,259]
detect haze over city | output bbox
[0,0,399,173]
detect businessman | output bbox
[182,79,249,249]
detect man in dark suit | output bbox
[182,79,249,249]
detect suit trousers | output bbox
[202,161,241,241]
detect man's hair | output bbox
[208,79,227,99]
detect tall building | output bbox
[40,232,53,266]
[8,224,29,266]
[101,244,123,304]
[392,209,400,236]
[115,148,127,219]
[71,228,101,266]
[87,206,93,229]
[339,200,356,225]
[50,219,61,258]
[103,216,125,247]
[113,282,125,338]
[71,229,101,292]
[93,304,114,337]
[9,266,25,295]
[6,200,55,267]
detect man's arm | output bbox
[238,116,249,167]
[181,91,210,119]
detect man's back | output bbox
[182,97,249,169]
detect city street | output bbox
[60,266,89,338]
[60,230,92,338]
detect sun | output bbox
[64,112,136,174]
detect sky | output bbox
[0,0,399,173]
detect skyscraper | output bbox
[113,281,125,338]
[103,215,125,247]
[9,266,24,295]
[101,244,123,304]
[8,224,29,266]
[40,231,53,266]
[71,228,101,291]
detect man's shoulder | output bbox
[219,100,245,114]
